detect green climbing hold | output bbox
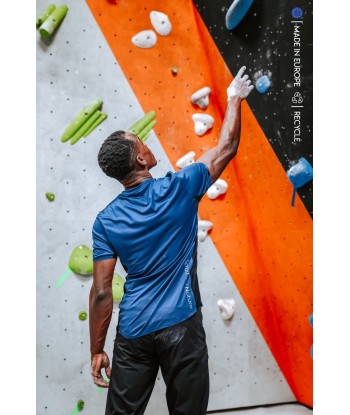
[127,111,156,136]
[36,4,56,29]
[39,5,69,39]
[79,311,87,321]
[68,245,93,275]
[171,66,179,75]
[77,399,85,411]
[46,192,55,202]
[112,273,125,302]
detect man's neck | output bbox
[122,171,153,189]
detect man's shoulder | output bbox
[95,196,122,220]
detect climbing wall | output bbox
[194,0,313,216]
[36,0,312,414]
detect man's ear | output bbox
[136,154,147,166]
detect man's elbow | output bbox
[92,286,112,303]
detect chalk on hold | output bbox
[198,220,213,242]
[286,157,313,206]
[192,113,214,136]
[150,11,172,36]
[176,151,196,169]
[112,273,125,302]
[191,87,211,110]
[132,30,157,48]
[207,178,228,199]
[225,0,254,30]
[255,75,271,94]
[68,245,93,276]
[217,298,236,320]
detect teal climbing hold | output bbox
[225,0,255,30]
[256,75,271,94]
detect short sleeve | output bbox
[175,162,212,198]
[92,216,117,261]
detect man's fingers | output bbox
[248,85,254,92]
[105,366,112,380]
[246,79,251,86]
[242,74,249,82]
[93,375,110,388]
[236,66,246,79]
[92,364,101,378]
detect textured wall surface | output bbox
[37,0,311,414]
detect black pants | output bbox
[105,309,209,415]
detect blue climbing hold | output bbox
[255,75,271,94]
[310,344,313,358]
[286,157,313,206]
[287,157,313,189]
[309,313,313,328]
[225,0,255,30]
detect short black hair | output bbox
[98,131,137,181]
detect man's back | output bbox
[92,162,212,338]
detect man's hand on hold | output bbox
[91,351,111,388]
[227,66,254,101]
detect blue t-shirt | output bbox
[92,162,212,338]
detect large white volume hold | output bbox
[191,87,211,110]
[192,113,214,136]
[176,151,196,169]
[198,220,213,242]
[207,178,228,199]
[131,30,157,48]
[217,298,236,320]
[150,11,172,36]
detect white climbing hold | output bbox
[131,30,157,48]
[217,298,236,320]
[207,178,228,199]
[198,220,213,242]
[176,151,196,169]
[192,113,214,136]
[150,11,172,36]
[191,87,211,110]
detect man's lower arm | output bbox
[89,287,113,356]
[218,97,242,151]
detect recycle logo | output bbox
[292,92,303,104]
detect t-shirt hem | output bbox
[118,307,200,339]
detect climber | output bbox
[89,66,254,415]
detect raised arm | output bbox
[89,257,117,387]
[197,66,254,183]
